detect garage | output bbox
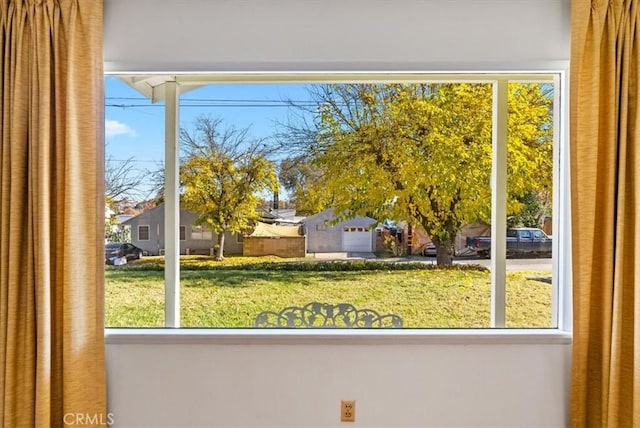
[342,226,372,252]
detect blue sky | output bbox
[105,77,313,197]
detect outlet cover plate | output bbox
[341,400,356,422]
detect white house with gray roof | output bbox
[121,204,243,256]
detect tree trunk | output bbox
[216,232,225,261]
[434,240,454,266]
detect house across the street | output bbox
[304,208,377,254]
[121,203,244,256]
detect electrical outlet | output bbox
[341,400,356,422]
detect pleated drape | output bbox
[571,0,640,426]
[0,1,106,427]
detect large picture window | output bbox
[104,73,566,329]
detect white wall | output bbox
[104,0,570,73]
[106,332,571,428]
[103,1,572,427]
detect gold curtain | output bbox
[0,1,106,427]
[571,1,640,426]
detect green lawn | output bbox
[105,256,553,328]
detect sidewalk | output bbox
[312,252,376,260]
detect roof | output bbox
[117,75,205,103]
[120,203,163,225]
[304,208,377,227]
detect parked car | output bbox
[466,227,552,258]
[422,242,437,257]
[105,242,143,264]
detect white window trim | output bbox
[107,70,571,334]
[105,328,572,346]
[137,224,150,241]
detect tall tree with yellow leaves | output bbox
[285,83,552,265]
[180,116,278,260]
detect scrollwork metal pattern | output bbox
[254,302,403,328]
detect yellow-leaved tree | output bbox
[181,116,278,260]
[281,83,553,265]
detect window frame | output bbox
[105,71,571,333]
[138,225,150,241]
[191,225,213,241]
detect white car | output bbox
[422,243,436,257]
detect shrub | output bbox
[107,257,488,273]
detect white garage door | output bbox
[342,227,372,252]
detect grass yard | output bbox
[105,256,553,328]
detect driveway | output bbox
[313,252,376,260]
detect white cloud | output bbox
[105,120,137,139]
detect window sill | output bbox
[105,328,572,346]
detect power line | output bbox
[105,96,320,109]
[106,96,313,103]
[106,103,313,108]
[107,159,163,163]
